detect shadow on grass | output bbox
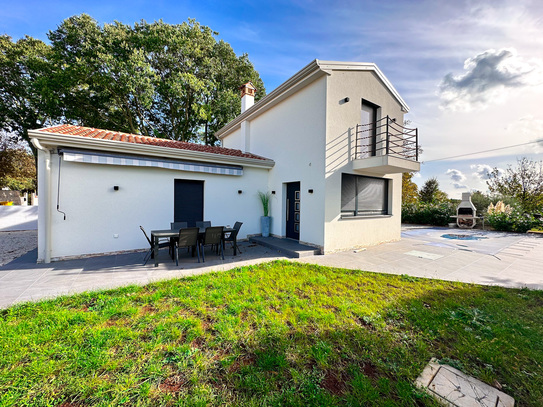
[1,261,542,406]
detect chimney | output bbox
[240,82,256,113]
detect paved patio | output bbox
[1,227,542,309]
[299,227,543,290]
[0,242,288,309]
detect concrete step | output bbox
[249,236,321,258]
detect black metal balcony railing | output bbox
[355,116,418,161]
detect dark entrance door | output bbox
[286,182,300,240]
[174,180,204,227]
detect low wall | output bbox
[0,206,38,231]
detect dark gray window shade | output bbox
[341,173,388,216]
[341,174,357,213]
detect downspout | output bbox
[30,138,52,263]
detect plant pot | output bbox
[261,216,271,237]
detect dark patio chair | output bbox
[170,221,188,250]
[196,221,211,229]
[200,226,224,262]
[140,225,171,265]
[175,227,200,266]
[171,221,188,230]
[223,221,243,255]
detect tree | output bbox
[419,177,438,203]
[470,190,492,214]
[0,134,36,191]
[419,177,448,203]
[402,172,418,204]
[0,15,265,151]
[487,157,543,212]
[47,15,265,144]
[0,34,59,152]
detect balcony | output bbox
[353,116,420,175]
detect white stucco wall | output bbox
[40,152,268,261]
[323,70,406,252]
[36,148,48,262]
[229,77,328,248]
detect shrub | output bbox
[402,201,455,226]
[486,202,543,233]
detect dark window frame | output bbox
[341,173,389,217]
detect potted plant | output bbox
[258,191,271,237]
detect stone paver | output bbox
[416,358,515,406]
[1,226,542,309]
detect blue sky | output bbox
[2,0,542,197]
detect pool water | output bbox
[441,234,488,241]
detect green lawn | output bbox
[1,261,542,406]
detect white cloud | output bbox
[446,169,468,189]
[470,164,495,180]
[438,48,543,111]
[446,169,466,182]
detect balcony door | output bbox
[361,100,379,157]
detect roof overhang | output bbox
[28,129,275,170]
[215,59,410,140]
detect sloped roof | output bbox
[216,59,409,139]
[37,124,270,161]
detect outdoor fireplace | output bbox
[456,192,477,228]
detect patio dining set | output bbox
[140,221,243,267]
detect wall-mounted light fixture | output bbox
[308,189,314,194]
[238,190,243,194]
[113,186,119,191]
[271,191,276,195]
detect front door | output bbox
[286,182,300,240]
[174,180,204,227]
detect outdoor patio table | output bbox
[150,227,234,267]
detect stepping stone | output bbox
[415,359,514,406]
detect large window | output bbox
[341,173,389,216]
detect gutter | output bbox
[30,138,52,263]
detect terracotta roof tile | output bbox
[38,124,270,161]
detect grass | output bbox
[1,260,542,406]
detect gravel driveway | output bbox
[0,230,37,266]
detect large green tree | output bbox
[0,35,59,153]
[47,15,264,143]
[0,15,265,149]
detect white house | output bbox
[29,59,420,263]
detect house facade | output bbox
[30,60,419,263]
[216,60,420,253]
